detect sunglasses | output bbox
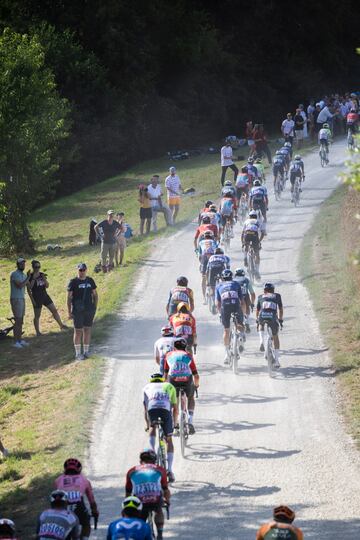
[33,265,41,269]
[79,268,86,272]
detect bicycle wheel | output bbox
[248,252,256,282]
[274,176,281,200]
[266,327,276,376]
[157,429,167,470]
[230,324,237,373]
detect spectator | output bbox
[313,103,322,133]
[67,263,98,361]
[298,104,308,138]
[0,438,9,458]
[220,140,238,187]
[254,124,272,164]
[316,103,336,129]
[27,260,67,336]
[10,258,30,349]
[340,98,349,133]
[138,184,152,235]
[294,108,305,148]
[281,113,295,144]
[245,121,255,156]
[165,166,182,224]
[147,175,172,232]
[115,212,127,266]
[94,210,121,272]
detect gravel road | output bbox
[88,140,360,539]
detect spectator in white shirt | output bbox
[220,140,239,186]
[298,104,308,138]
[316,105,335,128]
[165,166,182,224]
[281,113,295,144]
[147,175,172,231]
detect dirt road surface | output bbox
[88,141,360,539]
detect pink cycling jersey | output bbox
[55,474,96,506]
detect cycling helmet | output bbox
[50,490,68,506]
[122,496,143,512]
[205,200,213,207]
[247,157,254,163]
[215,247,224,254]
[323,123,329,128]
[223,189,233,197]
[275,150,282,155]
[295,155,301,160]
[284,142,292,148]
[202,215,211,224]
[241,166,248,173]
[177,276,188,286]
[253,179,261,186]
[139,448,157,464]
[64,458,82,474]
[248,210,257,219]
[235,268,245,277]
[204,230,214,238]
[173,337,188,350]
[150,373,165,383]
[350,108,356,113]
[273,505,295,523]
[221,269,233,281]
[264,282,275,292]
[0,519,15,538]
[224,180,233,187]
[161,325,173,337]
[177,301,190,312]
[209,204,217,211]
[255,158,262,163]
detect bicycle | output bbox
[147,503,170,540]
[292,177,301,207]
[274,173,283,201]
[221,218,232,253]
[0,318,16,341]
[177,386,198,457]
[347,128,355,151]
[205,276,220,315]
[226,312,244,373]
[246,244,259,283]
[319,142,328,167]
[151,418,167,471]
[258,320,282,376]
[238,196,248,224]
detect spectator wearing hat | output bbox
[10,257,30,349]
[281,113,295,144]
[165,167,182,224]
[27,260,67,336]
[147,175,172,232]
[220,140,238,187]
[138,184,152,235]
[67,263,98,361]
[94,210,121,272]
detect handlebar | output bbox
[93,515,98,530]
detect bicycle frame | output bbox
[152,418,167,470]
[179,387,189,457]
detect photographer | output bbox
[138,184,152,235]
[27,260,67,336]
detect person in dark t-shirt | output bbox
[67,263,98,361]
[94,210,121,272]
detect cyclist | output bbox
[242,210,265,280]
[246,157,259,185]
[169,302,197,353]
[278,146,291,176]
[346,108,359,134]
[154,326,176,375]
[256,505,303,539]
[233,268,255,333]
[272,151,285,190]
[36,490,80,540]
[208,204,222,231]
[194,215,219,249]
[216,269,246,364]
[0,519,18,539]
[125,449,170,540]
[143,373,178,483]
[197,230,217,300]
[235,166,250,202]
[55,458,99,540]
[289,156,305,202]
[221,179,236,199]
[254,158,265,183]
[283,140,293,158]
[249,179,268,222]
[206,248,231,302]
[219,190,236,235]
[318,123,332,162]
[107,497,152,540]
[198,200,213,224]
[164,337,200,434]
[166,276,194,317]
[256,283,284,368]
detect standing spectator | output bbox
[254,124,272,164]
[340,98,349,133]
[165,166,182,224]
[307,100,316,140]
[0,438,9,458]
[313,103,322,133]
[298,104,308,138]
[220,140,239,186]
[294,108,305,148]
[281,113,295,144]
[316,103,336,130]
[245,121,255,156]
[138,184,152,235]
[67,263,98,361]
[94,210,121,272]
[148,175,172,232]
[115,212,127,266]
[10,258,30,349]
[27,260,67,336]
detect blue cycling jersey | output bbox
[107,518,152,540]
[234,275,254,296]
[207,254,230,272]
[250,186,267,200]
[216,281,243,306]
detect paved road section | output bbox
[89,141,360,539]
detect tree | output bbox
[0,28,70,252]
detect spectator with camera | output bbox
[138,184,152,235]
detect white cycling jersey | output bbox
[318,128,331,141]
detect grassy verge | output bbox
[299,185,360,444]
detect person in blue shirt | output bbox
[249,179,268,222]
[216,269,246,364]
[107,496,152,540]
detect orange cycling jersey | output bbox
[194,223,218,241]
[170,312,197,340]
[256,521,303,540]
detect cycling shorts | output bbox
[207,268,222,287]
[273,164,284,176]
[244,232,260,251]
[148,408,173,437]
[140,502,163,521]
[236,186,248,199]
[221,214,233,227]
[72,500,90,529]
[73,307,96,329]
[319,138,329,149]
[221,303,243,329]
[169,377,195,399]
[252,199,266,217]
[258,313,279,336]
[199,255,211,275]
[290,171,302,185]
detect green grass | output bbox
[299,185,360,443]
